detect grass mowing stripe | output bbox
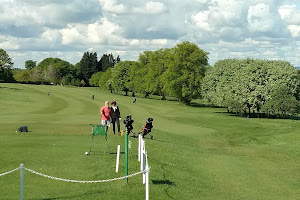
[0,83,299,200]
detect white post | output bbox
[20,163,24,200]
[140,139,145,171]
[145,159,149,200]
[116,145,120,172]
[138,134,141,161]
[142,147,146,184]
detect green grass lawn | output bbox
[0,83,299,200]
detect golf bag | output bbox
[18,125,28,132]
[140,118,154,139]
[124,114,135,137]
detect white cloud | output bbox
[247,3,276,32]
[287,25,300,37]
[285,9,300,25]
[41,29,60,41]
[192,11,210,31]
[98,0,126,14]
[278,5,296,19]
[133,1,167,15]
[0,35,20,50]
[0,0,101,29]
[87,18,122,44]
[60,25,86,45]
[2,0,300,69]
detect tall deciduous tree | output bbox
[14,69,32,83]
[202,59,300,117]
[0,49,14,82]
[25,60,36,70]
[138,49,172,99]
[111,61,133,96]
[162,41,209,104]
[98,68,113,91]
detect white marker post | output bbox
[116,145,120,172]
[145,152,149,200]
[140,139,145,171]
[138,134,141,161]
[142,144,146,184]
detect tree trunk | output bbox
[132,92,135,97]
[125,90,128,96]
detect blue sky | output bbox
[1,0,300,68]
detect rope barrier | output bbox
[23,167,150,183]
[1,166,150,183]
[0,167,20,177]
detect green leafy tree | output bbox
[14,69,32,83]
[98,68,112,91]
[36,57,75,84]
[89,71,103,86]
[25,60,36,70]
[31,67,44,83]
[99,53,117,72]
[44,66,58,84]
[71,78,81,86]
[80,79,86,87]
[262,85,299,117]
[203,59,300,117]
[79,51,99,85]
[125,60,145,96]
[0,49,14,82]
[162,41,209,104]
[116,55,121,64]
[111,61,133,95]
[137,49,172,99]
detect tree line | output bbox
[12,52,120,86]
[90,41,209,105]
[202,59,300,117]
[1,42,300,117]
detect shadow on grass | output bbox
[36,190,102,200]
[109,152,125,155]
[152,179,176,186]
[0,86,22,90]
[146,137,170,144]
[214,111,300,120]
[189,102,221,108]
[128,134,170,144]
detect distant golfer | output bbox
[133,98,136,103]
[110,100,121,135]
[100,101,111,131]
[48,91,50,96]
[92,94,94,100]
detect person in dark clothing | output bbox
[110,100,121,135]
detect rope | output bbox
[24,167,150,183]
[0,167,20,177]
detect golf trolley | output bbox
[88,124,110,154]
[122,115,154,139]
[139,118,154,139]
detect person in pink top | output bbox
[100,101,111,129]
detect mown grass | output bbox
[0,83,299,200]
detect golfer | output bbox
[110,100,121,135]
[100,101,111,130]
